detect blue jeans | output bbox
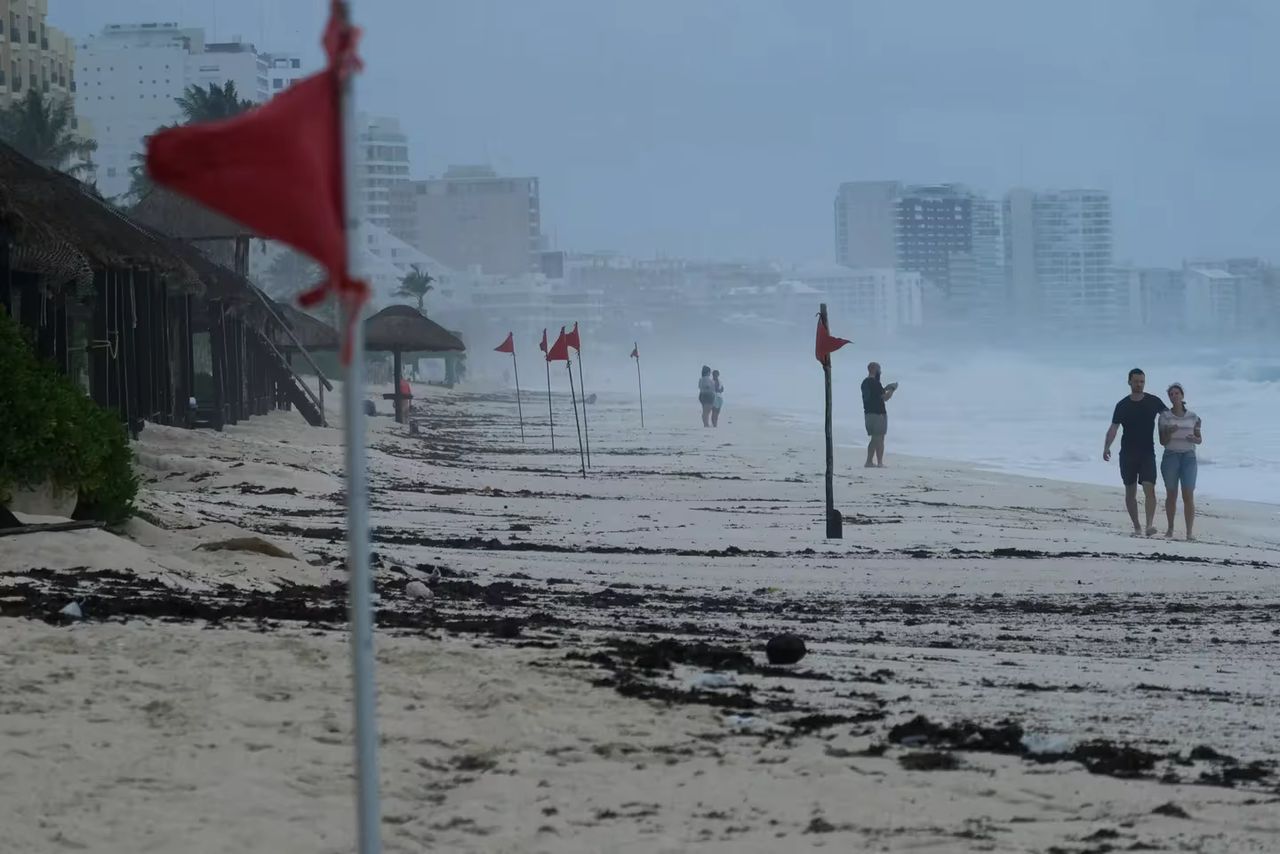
[1161,450,1197,491]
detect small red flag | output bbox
[146,1,368,362]
[630,344,639,359]
[538,328,548,353]
[815,316,850,364]
[545,326,570,362]
[565,322,581,352]
[494,332,515,354]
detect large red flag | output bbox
[545,326,570,362]
[494,332,515,354]
[146,1,367,361]
[538,329,548,353]
[815,316,850,364]
[565,322,581,351]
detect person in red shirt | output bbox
[397,377,411,421]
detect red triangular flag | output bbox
[630,344,639,359]
[146,1,368,361]
[565,322,581,352]
[538,329,548,353]
[815,316,850,364]
[546,326,570,362]
[494,332,515,354]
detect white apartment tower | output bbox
[355,114,411,231]
[75,22,289,199]
[1004,189,1117,334]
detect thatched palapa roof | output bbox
[0,143,200,288]
[364,305,465,353]
[131,186,256,242]
[273,302,340,351]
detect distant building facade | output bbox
[834,180,899,268]
[392,165,542,276]
[0,0,76,111]
[355,114,411,231]
[1003,188,1116,334]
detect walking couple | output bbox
[1104,368,1203,540]
[697,366,725,427]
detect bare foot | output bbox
[864,462,875,468]
[876,463,886,468]
[1145,526,1158,537]
[1186,534,1196,542]
[1165,529,1174,539]
[1130,530,1143,538]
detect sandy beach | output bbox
[3,386,1278,853]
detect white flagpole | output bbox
[336,2,382,853]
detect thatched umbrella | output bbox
[363,304,465,422]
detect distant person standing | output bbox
[861,361,897,467]
[711,370,724,427]
[698,365,715,427]
[1158,382,1202,540]
[1103,368,1168,537]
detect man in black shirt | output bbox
[1103,367,1168,536]
[861,361,897,467]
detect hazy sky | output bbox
[51,0,1280,265]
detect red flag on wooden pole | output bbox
[815,315,850,365]
[545,326,570,362]
[494,332,515,354]
[565,322,581,351]
[538,328,548,353]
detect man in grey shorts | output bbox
[861,361,897,467]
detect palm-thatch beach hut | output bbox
[364,305,465,421]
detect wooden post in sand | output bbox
[545,356,555,451]
[820,303,842,539]
[566,358,587,478]
[632,342,644,429]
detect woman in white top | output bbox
[1158,382,1202,540]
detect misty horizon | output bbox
[49,0,1280,266]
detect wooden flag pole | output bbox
[566,358,586,478]
[576,348,591,467]
[510,351,525,442]
[545,356,554,450]
[820,303,842,539]
[634,344,645,429]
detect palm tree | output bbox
[120,81,254,207]
[175,81,255,124]
[0,89,96,176]
[396,265,435,314]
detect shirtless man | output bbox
[1103,368,1168,536]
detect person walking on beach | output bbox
[1159,382,1202,540]
[711,370,724,428]
[698,365,716,427]
[1103,368,1168,537]
[861,362,897,467]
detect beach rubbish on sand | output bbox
[59,601,83,619]
[725,713,785,734]
[689,672,736,690]
[1022,733,1073,755]
[1152,802,1191,819]
[765,633,807,665]
[196,536,295,560]
[405,580,433,601]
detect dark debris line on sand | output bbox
[3,564,1277,793]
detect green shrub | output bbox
[0,305,138,524]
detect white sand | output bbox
[2,387,1278,852]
